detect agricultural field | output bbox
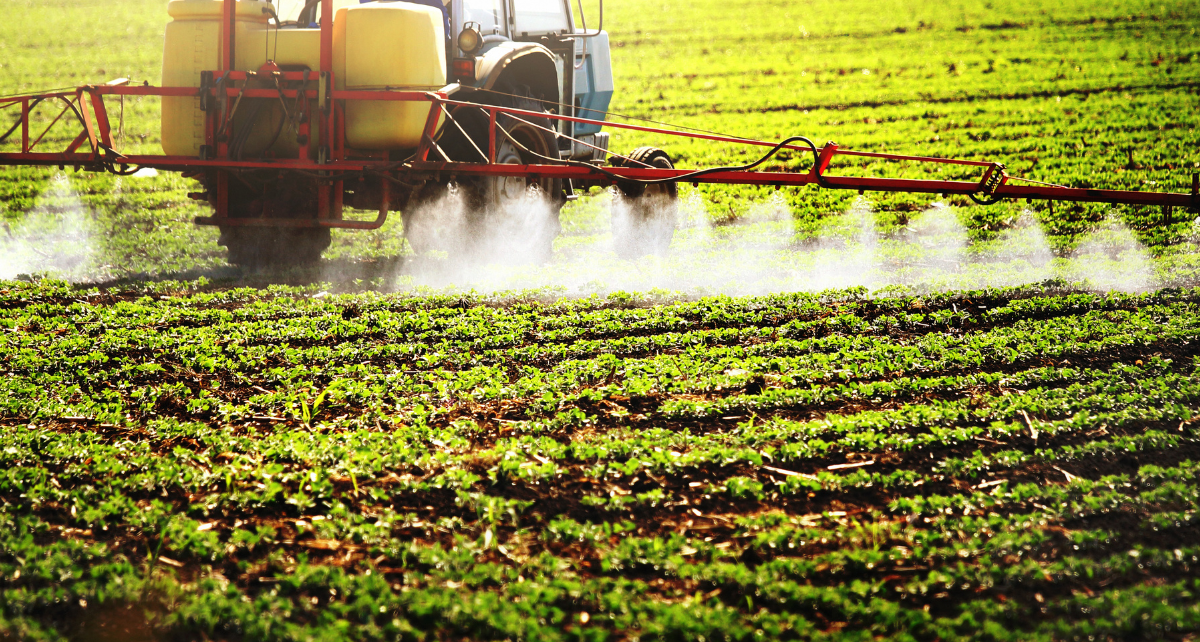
[2,0,1200,283]
[3,0,1200,640]
[4,282,1200,641]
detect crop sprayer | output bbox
[1,0,1197,268]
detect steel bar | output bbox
[0,92,74,107]
[1,147,1193,208]
[0,152,94,165]
[488,109,497,162]
[87,87,446,101]
[833,149,993,167]
[21,99,29,152]
[320,0,334,168]
[221,0,234,73]
[74,89,98,157]
[86,89,114,149]
[416,96,443,162]
[64,130,90,154]
[435,97,827,155]
[27,98,75,152]
[90,86,200,97]
[334,102,345,218]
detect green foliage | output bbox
[0,281,1199,638]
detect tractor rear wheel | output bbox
[215,175,331,270]
[400,180,469,257]
[611,147,679,259]
[219,227,331,271]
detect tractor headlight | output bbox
[457,26,483,55]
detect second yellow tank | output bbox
[336,3,447,150]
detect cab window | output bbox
[462,0,505,34]
[513,0,570,35]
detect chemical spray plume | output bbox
[387,182,564,289]
[389,190,884,295]
[338,192,1157,296]
[1065,215,1153,292]
[0,174,95,282]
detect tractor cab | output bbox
[447,0,613,160]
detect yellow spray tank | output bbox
[161,0,445,157]
[335,3,447,150]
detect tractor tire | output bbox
[212,173,330,270]
[405,87,564,262]
[219,227,331,271]
[611,147,679,259]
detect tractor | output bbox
[159,0,674,267]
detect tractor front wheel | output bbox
[611,147,679,259]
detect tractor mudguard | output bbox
[472,41,561,105]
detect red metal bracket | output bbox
[64,131,90,154]
[221,0,235,73]
[1192,173,1198,211]
[193,211,388,229]
[20,99,29,152]
[978,163,1008,195]
[416,94,445,162]
[814,142,838,178]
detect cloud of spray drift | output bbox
[386,188,891,294]
[4,173,1152,294]
[946,209,1055,289]
[1064,216,1153,292]
[388,182,564,288]
[0,174,95,281]
[378,187,1161,295]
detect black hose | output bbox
[258,102,288,156]
[969,193,1005,205]
[494,116,830,188]
[61,96,92,139]
[230,101,266,160]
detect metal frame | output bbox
[0,0,1196,230]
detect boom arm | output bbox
[0,84,1196,213]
